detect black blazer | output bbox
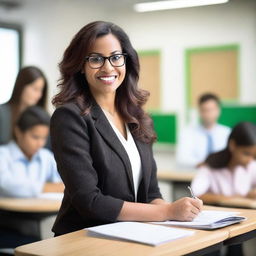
[50,101,162,235]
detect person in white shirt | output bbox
[0,106,64,198]
[176,93,231,168]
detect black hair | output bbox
[205,122,256,169]
[16,106,50,133]
[198,93,220,106]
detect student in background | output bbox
[0,106,63,198]
[176,93,231,168]
[191,122,256,256]
[51,21,202,236]
[0,66,48,145]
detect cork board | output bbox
[186,45,239,107]
[138,51,161,111]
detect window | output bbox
[0,23,22,104]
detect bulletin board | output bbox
[185,45,239,107]
[138,50,161,111]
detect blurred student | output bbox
[176,93,231,168]
[0,66,48,145]
[191,122,256,200]
[0,106,63,198]
[191,122,256,256]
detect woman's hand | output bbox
[166,197,203,221]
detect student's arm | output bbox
[118,197,203,222]
[43,182,64,193]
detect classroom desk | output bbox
[15,206,256,256]
[157,170,196,200]
[0,197,62,248]
[202,196,256,209]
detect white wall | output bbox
[1,0,256,126]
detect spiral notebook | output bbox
[153,210,246,230]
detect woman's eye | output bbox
[111,55,121,62]
[90,57,103,63]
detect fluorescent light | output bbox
[134,0,229,12]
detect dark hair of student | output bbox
[205,122,256,169]
[52,21,156,144]
[16,106,50,133]
[198,93,220,106]
[9,66,48,108]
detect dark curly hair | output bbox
[52,21,156,144]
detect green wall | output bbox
[219,105,256,127]
[150,113,176,144]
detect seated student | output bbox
[191,121,256,200]
[176,93,231,168]
[191,122,256,256]
[0,106,63,198]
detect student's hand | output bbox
[167,197,203,221]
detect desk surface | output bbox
[15,206,256,256]
[15,228,227,256]
[204,196,256,210]
[157,170,195,182]
[0,198,61,213]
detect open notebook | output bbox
[87,222,194,246]
[153,210,246,230]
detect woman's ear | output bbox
[228,139,236,153]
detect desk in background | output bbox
[15,206,256,256]
[0,197,62,249]
[157,170,196,200]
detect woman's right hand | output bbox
[165,197,203,221]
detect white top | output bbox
[176,124,231,168]
[102,109,142,201]
[191,161,256,197]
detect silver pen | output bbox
[187,186,196,199]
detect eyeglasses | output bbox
[85,53,127,69]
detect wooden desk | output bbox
[14,227,228,256]
[15,206,256,256]
[157,170,195,183]
[203,196,256,209]
[0,198,61,213]
[0,197,62,248]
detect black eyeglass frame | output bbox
[85,53,127,69]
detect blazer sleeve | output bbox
[147,150,163,203]
[50,105,124,222]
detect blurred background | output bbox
[1,0,256,255]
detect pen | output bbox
[187,186,196,199]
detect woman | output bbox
[0,66,48,145]
[51,21,202,235]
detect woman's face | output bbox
[84,34,126,97]
[21,77,45,107]
[229,141,256,167]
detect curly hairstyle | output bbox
[52,21,156,144]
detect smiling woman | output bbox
[50,21,203,236]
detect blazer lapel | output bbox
[90,103,135,195]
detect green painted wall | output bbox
[150,113,176,144]
[219,105,256,127]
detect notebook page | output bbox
[87,222,194,246]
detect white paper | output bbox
[37,192,64,200]
[87,222,194,246]
[153,210,246,230]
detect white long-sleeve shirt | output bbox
[176,124,231,168]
